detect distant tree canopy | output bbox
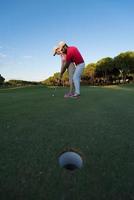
[82,63,96,80]
[43,51,134,86]
[7,80,40,86]
[96,57,114,78]
[114,51,134,80]
[0,74,5,85]
[42,71,69,86]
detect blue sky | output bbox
[0,0,134,81]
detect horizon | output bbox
[0,0,134,81]
[2,49,134,82]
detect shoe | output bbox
[64,92,74,98]
[71,93,80,99]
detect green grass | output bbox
[0,85,134,200]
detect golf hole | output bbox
[59,151,83,171]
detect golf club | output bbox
[52,78,62,96]
[52,86,57,96]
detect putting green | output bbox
[0,84,134,200]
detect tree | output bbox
[95,57,115,83]
[53,73,61,85]
[0,74,5,85]
[42,76,55,86]
[114,51,134,82]
[82,63,96,84]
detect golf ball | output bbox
[52,94,54,96]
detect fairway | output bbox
[0,85,134,200]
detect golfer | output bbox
[53,45,75,98]
[58,42,85,98]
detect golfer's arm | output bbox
[60,61,70,78]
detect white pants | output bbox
[73,62,85,95]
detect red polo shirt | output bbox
[66,46,84,65]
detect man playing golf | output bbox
[58,42,85,98]
[53,44,75,98]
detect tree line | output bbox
[43,51,134,86]
[1,51,134,87]
[0,78,40,87]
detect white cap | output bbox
[58,41,66,50]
